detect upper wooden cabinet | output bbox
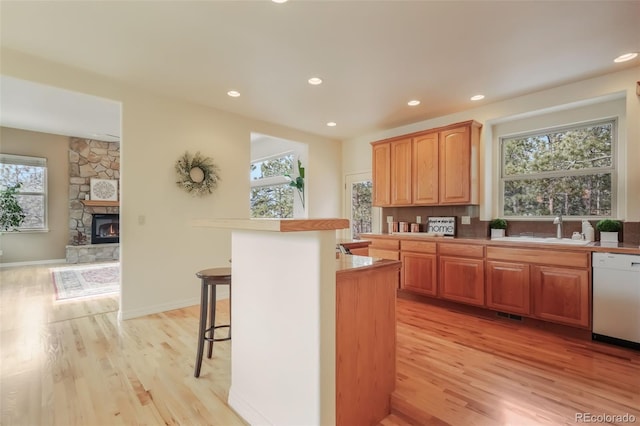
[391,138,413,205]
[412,132,439,204]
[372,143,391,206]
[371,120,481,207]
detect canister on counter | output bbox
[388,221,399,233]
[399,221,409,232]
[411,223,420,232]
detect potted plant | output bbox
[595,219,622,243]
[489,218,508,239]
[0,183,26,231]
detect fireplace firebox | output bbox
[91,214,120,244]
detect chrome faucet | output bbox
[553,214,563,239]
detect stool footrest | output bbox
[204,324,231,342]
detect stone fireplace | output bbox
[66,138,120,263]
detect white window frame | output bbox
[498,118,617,219]
[0,153,48,231]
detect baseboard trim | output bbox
[228,387,272,425]
[0,258,66,268]
[120,297,201,320]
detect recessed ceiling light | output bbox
[327,122,337,127]
[614,52,638,63]
[272,0,288,3]
[227,90,240,97]
[407,100,420,106]
[470,94,485,101]
[308,77,323,85]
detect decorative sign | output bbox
[427,217,456,236]
[90,178,118,201]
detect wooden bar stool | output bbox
[194,267,231,378]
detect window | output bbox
[500,119,615,218]
[250,153,294,218]
[0,154,48,230]
[344,172,380,239]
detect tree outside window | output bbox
[501,120,614,218]
[0,154,47,230]
[250,154,294,218]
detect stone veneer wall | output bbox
[68,138,120,247]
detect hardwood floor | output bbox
[387,298,640,425]
[0,263,244,426]
[2,264,639,425]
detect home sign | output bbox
[427,217,456,236]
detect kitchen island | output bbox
[193,218,400,426]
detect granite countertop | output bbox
[360,233,640,255]
[335,254,401,273]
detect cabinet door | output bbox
[412,132,439,204]
[439,125,471,204]
[486,261,531,315]
[372,143,391,206]
[390,138,412,205]
[401,252,437,296]
[531,265,590,328]
[439,256,485,306]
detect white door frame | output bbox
[343,172,381,240]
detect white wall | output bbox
[1,48,342,319]
[342,66,640,221]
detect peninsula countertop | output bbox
[335,254,401,274]
[192,218,349,232]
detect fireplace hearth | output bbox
[91,214,120,244]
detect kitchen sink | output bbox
[491,236,592,246]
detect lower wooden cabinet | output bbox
[439,256,485,306]
[531,265,590,328]
[401,252,437,296]
[486,261,531,315]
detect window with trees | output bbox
[0,154,48,230]
[500,119,615,218]
[250,153,294,218]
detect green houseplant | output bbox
[489,218,507,239]
[0,183,26,231]
[595,219,622,243]
[285,159,305,208]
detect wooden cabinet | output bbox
[412,132,439,204]
[486,261,531,315]
[439,125,476,204]
[400,240,437,296]
[371,120,480,207]
[438,243,485,306]
[391,138,412,205]
[372,143,391,206]
[531,265,590,328]
[368,237,400,261]
[486,246,590,329]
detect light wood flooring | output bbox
[2,264,639,425]
[1,263,243,426]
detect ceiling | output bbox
[1,1,638,142]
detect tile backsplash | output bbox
[381,206,639,245]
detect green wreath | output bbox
[175,151,221,196]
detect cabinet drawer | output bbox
[369,248,400,261]
[401,240,436,253]
[487,247,589,268]
[369,238,400,250]
[439,243,484,258]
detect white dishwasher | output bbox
[592,252,640,350]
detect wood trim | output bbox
[192,218,350,232]
[400,240,436,253]
[81,200,119,207]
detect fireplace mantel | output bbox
[81,200,119,207]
